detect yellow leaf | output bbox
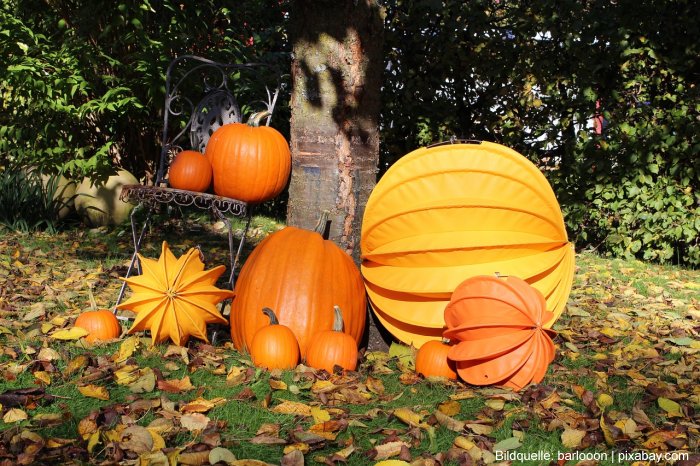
[148,428,166,451]
[34,371,52,385]
[113,336,139,364]
[87,431,101,454]
[600,416,616,446]
[283,442,310,454]
[269,378,288,390]
[78,384,110,400]
[51,327,89,340]
[271,400,312,416]
[311,406,331,424]
[3,408,28,423]
[454,436,476,450]
[366,376,385,395]
[128,367,156,393]
[374,461,411,466]
[114,364,140,385]
[561,428,586,448]
[658,397,684,418]
[393,407,425,428]
[596,393,614,411]
[485,399,505,410]
[438,400,461,416]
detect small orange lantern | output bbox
[443,275,557,391]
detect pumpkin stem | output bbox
[332,305,345,332]
[88,284,97,311]
[314,210,331,240]
[262,307,280,325]
[248,110,272,127]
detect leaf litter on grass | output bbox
[0,230,699,465]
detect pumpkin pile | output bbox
[167,112,291,205]
[230,217,366,366]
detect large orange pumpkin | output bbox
[168,150,212,192]
[230,223,366,359]
[205,113,290,203]
[443,275,557,391]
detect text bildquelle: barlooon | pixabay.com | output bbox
[495,449,690,463]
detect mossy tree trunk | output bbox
[287,0,384,263]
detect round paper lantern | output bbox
[360,141,574,347]
[444,275,556,391]
[230,222,366,359]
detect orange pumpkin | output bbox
[415,340,457,380]
[205,113,290,203]
[443,275,557,391]
[168,150,212,192]
[249,308,300,370]
[230,220,366,359]
[306,306,358,372]
[74,309,121,343]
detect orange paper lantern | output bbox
[360,141,574,347]
[443,275,557,391]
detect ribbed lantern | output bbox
[444,275,557,391]
[360,141,574,347]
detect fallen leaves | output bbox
[1,233,700,465]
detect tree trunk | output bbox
[287,0,384,264]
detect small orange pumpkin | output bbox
[168,150,212,192]
[250,308,300,370]
[415,340,457,380]
[74,309,121,343]
[206,112,290,203]
[306,306,358,372]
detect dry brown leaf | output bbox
[366,376,386,395]
[368,441,410,460]
[281,449,304,466]
[433,410,465,432]
[120,425,153,454]
[561,428,586,448]
[465,423,493,436]
[180,413,211,432]
[180,396,227,414]
[158,375,195,393]
[209,447,237,465]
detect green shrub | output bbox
[0,168,66,232]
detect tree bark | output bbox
[287,0,384,264]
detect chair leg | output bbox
[114,204,152,314]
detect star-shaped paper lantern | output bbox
[117,241,233,346]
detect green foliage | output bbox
[0,167,62,232]
[0,0,288,181]
[382,0,699,265]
